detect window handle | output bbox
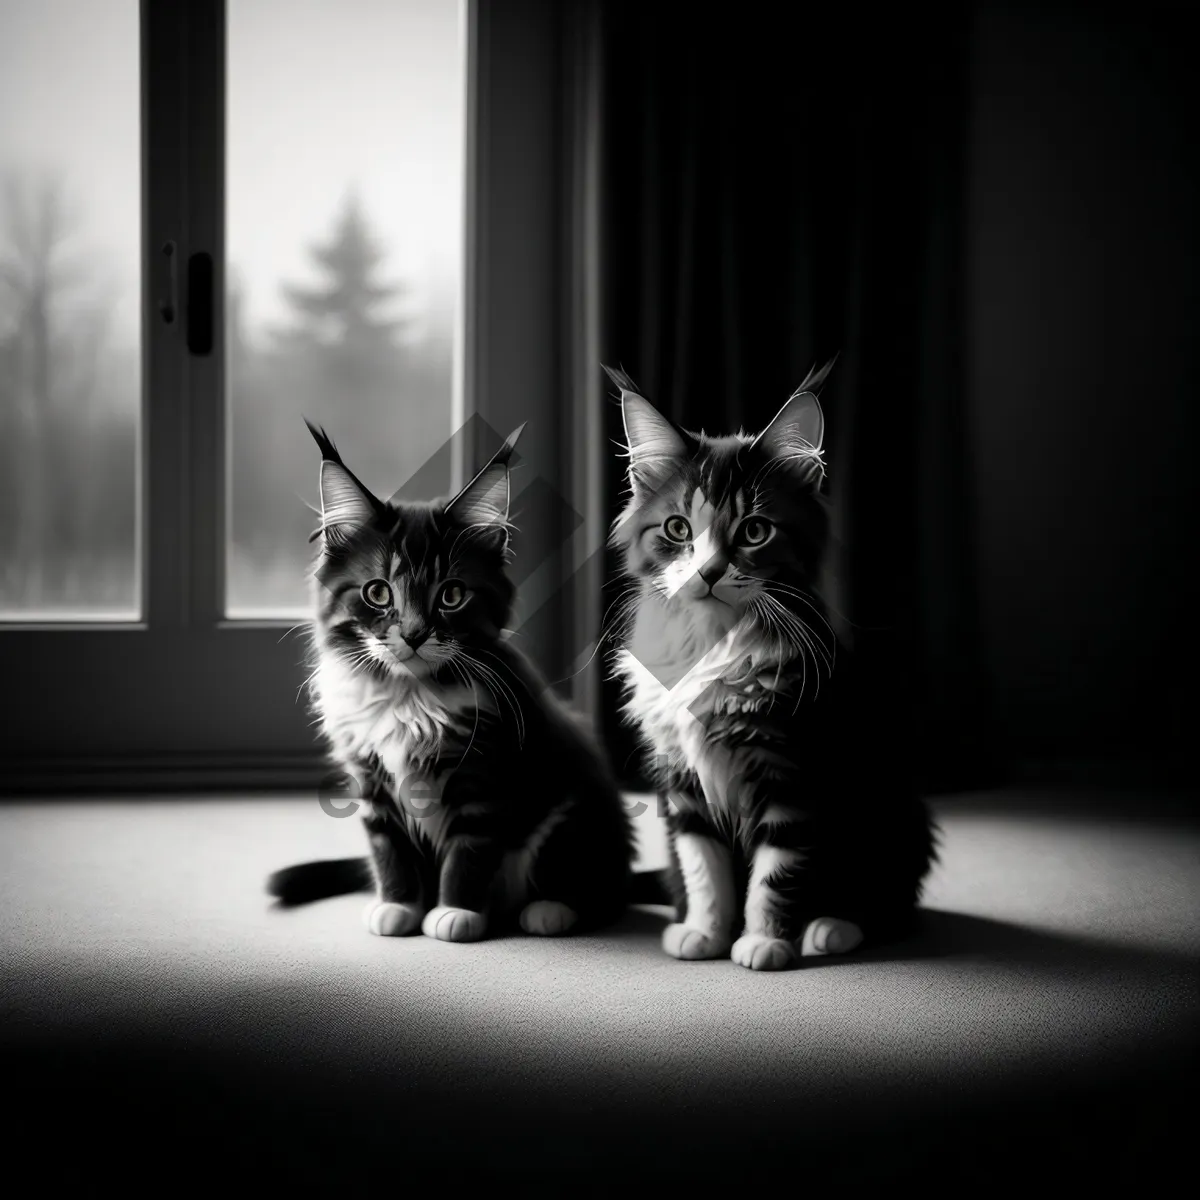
[186,251,214,356]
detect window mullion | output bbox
[142,0,193,631]
[181,0,227,630]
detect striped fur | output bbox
[267,422,638,942]
[606,363,938,970]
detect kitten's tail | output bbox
[267,857,373,906]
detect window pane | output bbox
[0,0,141,621]
[226,0,464,618]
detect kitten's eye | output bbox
[663,516,692,543]
[439,582,467,610]
[739,518,774,546]
[362,579,392,609]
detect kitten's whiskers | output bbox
[457,648,527,746]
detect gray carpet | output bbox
[2,790,1197,1188]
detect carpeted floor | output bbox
[1,789,1197,1188]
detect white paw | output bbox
[519,900,579,936]
[362,901,423,937]
[421,905,488,943]
[662,923,731,961]
[731,933,798,971]
[800,917,864,956]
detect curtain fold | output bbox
[592,1,987,793]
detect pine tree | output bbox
[257,188,441,573]
[277,189,406,362]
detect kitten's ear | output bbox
[605,367,688,491]
[305,419,381,539]
[753,389,825,459]
[445,423,524,534]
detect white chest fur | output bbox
[311,654,483,805]
[614,606,764,775]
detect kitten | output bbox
[607,362,937,971]
[267,421,640,941]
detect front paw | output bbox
[362,901,424,937]
[422,905,488,943]
[731,933,798,971]
[663,923,732,961]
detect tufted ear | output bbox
[446,422,525,534]
[604,366,689,493]
[304,419,382,541]
[753,357,837,469]
[749,388,827,491]
[753,389,825,458]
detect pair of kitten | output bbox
[267,364,936,970]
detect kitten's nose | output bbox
[688,557,728,597]
[400,627,429,649]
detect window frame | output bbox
[0,0,591,796]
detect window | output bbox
[0,0,578,793]
[225,0,464,618]
[0,0,470,789]
[0,0,142,621]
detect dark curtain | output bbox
[592,1,988,795]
